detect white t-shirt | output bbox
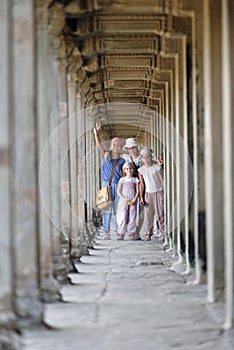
[138,163,162,193]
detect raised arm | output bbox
[94,124,105,156]
[94,124,111,159]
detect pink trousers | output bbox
[144,191,165,239]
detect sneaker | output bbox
[104,232,111,240]
[116,233,124,240]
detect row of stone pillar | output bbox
[203,0,234,330]
[0,1,97,348]
[143,0,234,330]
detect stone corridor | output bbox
[1,1,234,348]
[23,233,234,350]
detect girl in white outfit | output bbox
[138,148,165,241]
[116,162,139,240]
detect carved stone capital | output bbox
[77,68,86,83]
[48,3,65,37]
[84,56,99,73]
[64,0,87,15]
[57,36,67,59]
[35,0,51,8]
[56,39,68,70]
[67,47,83,75]
[67,72,77,84]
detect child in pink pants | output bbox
[116,162,139,240]
[138,148,165,241]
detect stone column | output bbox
[190,12,200,283]
[152,114,157,157]
[166,54,184,265]
[0,0,20,348]
[82,106,90,252]
[157,51,182,261]
[76,90,87,254]
[156,72,174,251]
[35,1,60,302]
[189,1,207,284]
[11,0,42,325]
[181,35,190,275]
[163,82,171,247]
[67,65,79,265]
[47,4,69,283]
[87,111,96,244]
[91,110,99,230]
[57,40,70,244]
[203,0,224,302]
[84,109,93,243]
[166,35,189,268]
[222,0,234,330]
[85,114,90,233]
[171,9,198,277]
[77,84,90,255]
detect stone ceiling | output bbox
[60,0,191,141]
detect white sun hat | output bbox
[123,137,139,149]
[140,147,153,156]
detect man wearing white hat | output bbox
[123,137,144,239]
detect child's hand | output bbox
[129,200,136,206]
[140,197,144,206]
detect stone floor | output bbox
[22,232,234,350]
